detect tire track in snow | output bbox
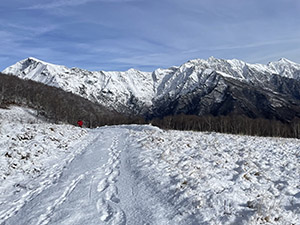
[96,136,126,225]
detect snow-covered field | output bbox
[0,107,89,223]
[129,128,300,224]
[0,106,299,224]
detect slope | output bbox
[3,58,154,114]
[3,57,300,123]
[0,73,143,127]
[1,106,299,224]
[0,106,90,223]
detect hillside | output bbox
[3,57,300,121]
[0,106,89,223]
[1,106,299,224]
[0,73,144,127]
[3,57,300,138]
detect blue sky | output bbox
[1,0,300,71]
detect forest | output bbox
[151,114,300,139]
[0,73,144,127]
[1,72,300,138]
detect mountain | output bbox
[151,57,300,121]
[3,57,300,122]
[0,73,144,128]
[3,57,154,115]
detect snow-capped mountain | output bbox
[3,57,300,120]
[268,58,300,79]
[3,57,154,114]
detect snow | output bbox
[129,128,300,224]
[1,107,299,224]
[2,58,154,113]
[268,58,300,79]
[3,57,300,114]
[0,106,89,223]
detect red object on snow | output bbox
[77,120,83,127]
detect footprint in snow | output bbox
[96,135,125,224]
[97,198,114,222]
[105,185,120,203]
[108,170,120,183]
[105,167,113,176]
[97,178,109,193]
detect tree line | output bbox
[150,114,300,139]
[0,73,145,127]
[1,72,300,138]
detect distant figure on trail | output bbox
[77,120,83,127]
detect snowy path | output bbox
[3,128,129,225]
[2,125,299,225]
[3,126,187,225]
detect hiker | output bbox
[77,120,83,127]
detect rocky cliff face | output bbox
[3,57,300,121]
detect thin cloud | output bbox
[23,0,140,10]
[213,38,300,51]
[2,0,299,72]
[247,48,300,64]
[23,0,95,10]
[1,21,58,36]
[182,37,300,55]
[109,51,189,70]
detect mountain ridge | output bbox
[3,57,300,121]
